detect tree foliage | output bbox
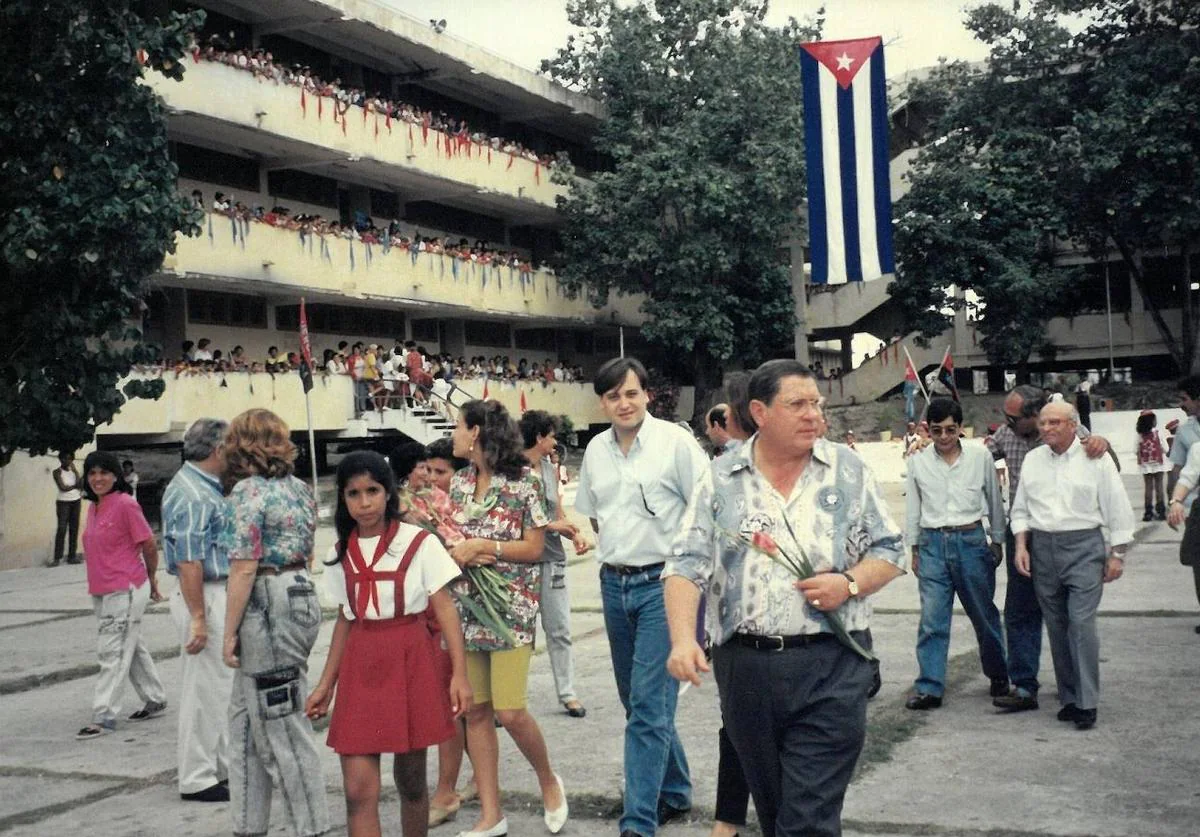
[0,1,203,466]
[542,0,815,409]
[891,0,1200,373]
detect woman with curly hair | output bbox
[448,400,567,837]
[219,408,330,837]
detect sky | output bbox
[379,0,995,79]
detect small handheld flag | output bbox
[298,298,314,394]
[936,348,960,403]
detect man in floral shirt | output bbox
[664,359,907,837]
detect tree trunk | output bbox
[1109,232,1187,370]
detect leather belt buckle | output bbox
[762,635,787,652]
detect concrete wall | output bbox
[148,62,566,210]
[451,379,696,429]
[164,213,645,326]
[0,449,91,571]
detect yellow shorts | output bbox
[465,644,533,710]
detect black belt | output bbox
[602,562,664,576]
[929,521,982,532]
[730,631,866,652]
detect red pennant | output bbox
[300,89,307,117]
[318,97,323,120]
[422,116,430,144]
[506,154,515,170]
[385,112,391,133]
[482,381,489,400]
[520,390,527,413]
[487,148,492,164]
[192,48,200,64]
[136,48,148,66]
[534,163,541,184]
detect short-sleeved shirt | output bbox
[665,437,907,645]
[576,414,709,567]
[322,523,460,621]
[82,492,153,596]
[1170,417,1200,511]
[219,475,317,568]
[449,466,550,650]
[162,462,229,581]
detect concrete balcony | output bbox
[164,213,645,326]
[148,61,567,220]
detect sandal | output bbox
[457,778,478,804]
[76,723,114,740]
[563,701,587,718]
[129,700,167,721]
[428,796,462,828]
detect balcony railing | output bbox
[147,61,567,210]
[165,212,645,325]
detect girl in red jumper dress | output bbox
[306,452,472,837]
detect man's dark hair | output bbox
[518,410,558,449]
[748,359,814,406]
[389,441,429,484]
[706,405,727,429]
[1179,375,1200,399]
[725,371,756,434]
[1009,384,1048,417]
[593,357,648,396]
[426,437,469,471]
[927,397,963,425]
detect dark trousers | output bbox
[53,500,80,563]
[1004,526,1043,694]
[714,725,750,826]
[714,635,873,837]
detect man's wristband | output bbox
[1170,499,1184,506]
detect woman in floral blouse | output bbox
[219,408,330,837]
[448,399,568,837]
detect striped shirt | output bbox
[162,462,229,581]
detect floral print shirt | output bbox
[665,437,907,646]
[449,465,550,650]
[219,475,317,568]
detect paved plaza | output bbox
[1,466,1198,836]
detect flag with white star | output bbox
[799,37,895,285]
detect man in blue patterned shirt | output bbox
[664,359,907,837]
[161,417,233,803]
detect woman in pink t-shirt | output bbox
[76,451,167,740]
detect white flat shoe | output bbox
[543,774,568,834]
[455,818,507,837]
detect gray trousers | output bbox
[1029,528,1107,711]
[538,538,577,703]
[714,635,873,837]
[91,583,166,726]
[229,571,330,837]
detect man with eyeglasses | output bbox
[904,398,1008,711]
[664,359,906,837]
[985,385,1113,712]
[576,356,708,837]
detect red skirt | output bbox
[327,617,455,755]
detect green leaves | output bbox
[545,1,815,406]
[0,1,204,466]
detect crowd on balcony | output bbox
[192,36,567,170]
[199,190,547,273]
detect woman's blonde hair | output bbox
[223,408,296,481]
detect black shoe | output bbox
[1074,708,1097,730]
[989,677,1010,698]
[656,801,690,827]
[905,693,942,710]
[993,688,1038,712]
[868,662,882,699]
[1156,504,1167,521]
[1195,625,1200,635]
[66,557,82,565]
[1056,703,1080,722]
[181,783,230,802]
[1143,508,1154,522]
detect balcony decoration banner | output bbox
[799,36,895,285]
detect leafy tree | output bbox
[542,0,814,413]
[892,0,1200,375]
[0,1,203,467]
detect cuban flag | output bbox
[799,37,894,285]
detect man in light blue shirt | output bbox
[1166,374,1200,634]
[904,398,1008,711]
[576,357,708,837]
[161,418,233,802]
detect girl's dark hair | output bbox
[81,451,132,501]
[329,451,400,565]
[461,399,528,480]
[1136,413,1156,435]
[389,441,429,484]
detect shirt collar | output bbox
[1048,436,1079,459]
[724,434,833,475]
[184,461,223,494]
[604,413,659,454]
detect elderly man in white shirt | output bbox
[1011,400,1134,730]
[904,398,1009,711]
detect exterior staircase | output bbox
[820,332,953,407]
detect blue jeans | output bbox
[914,526,1008,696]
[1004,526,1042,694]
[904,382,918,423]
[601,564,691,836]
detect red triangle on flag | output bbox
[482,381,489,400]
[799,37,881,89]
[519,390,528,413]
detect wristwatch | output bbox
[494,541,502,559]
[841,571,859,599]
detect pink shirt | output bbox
[82,492,152,596]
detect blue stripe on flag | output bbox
[799,50,828,286]
[870,49,895,274]
[836,82,862,282]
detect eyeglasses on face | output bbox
[929,425,960,436]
